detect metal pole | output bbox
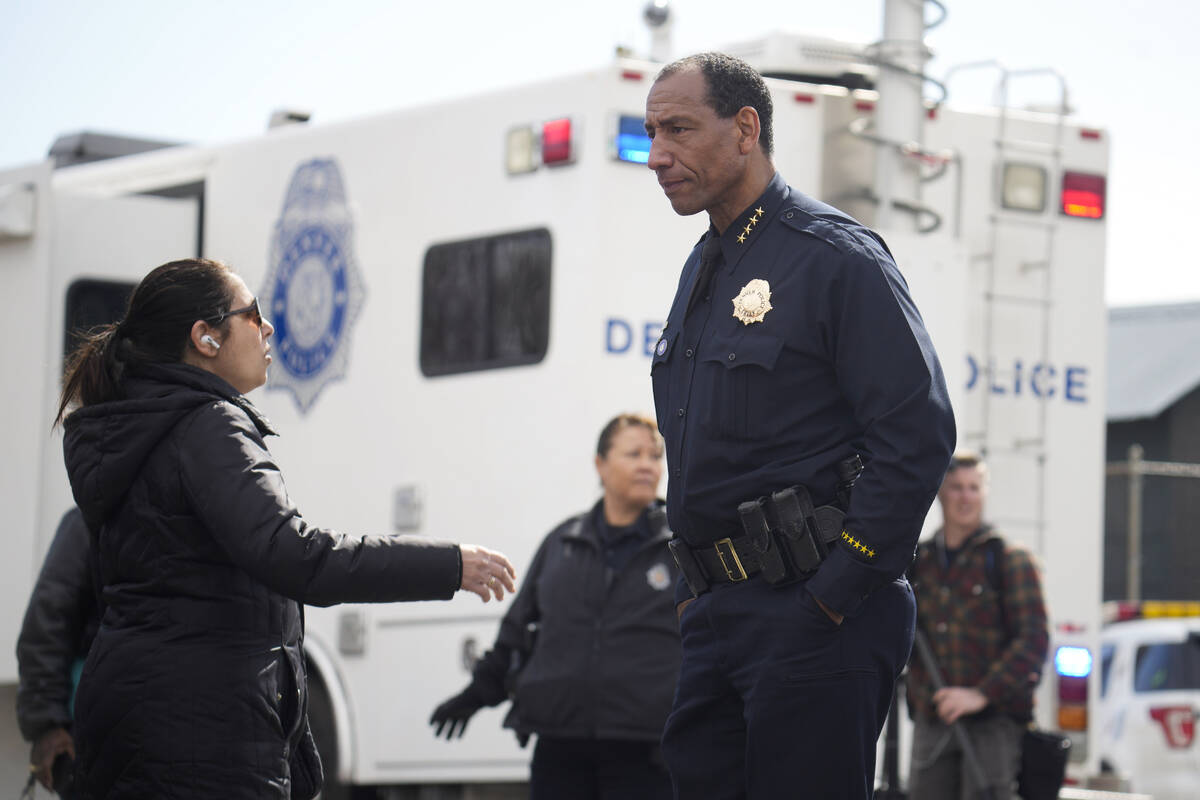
[1127,444,1143,602]
[874,0,929,231]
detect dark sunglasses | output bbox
[208,297,263,327]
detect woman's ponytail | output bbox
[56,323,125,424]
[55,257,235,425]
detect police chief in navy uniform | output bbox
[644,53,956,799]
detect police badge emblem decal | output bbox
[261,158,366,414]
[732,279,772,325]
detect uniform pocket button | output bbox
[685,348,694,358]
[677,408,685,417]
[728,353,736,361]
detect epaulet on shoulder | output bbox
[779,205,881,259]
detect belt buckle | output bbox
[714,538,747,582]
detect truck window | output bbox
[419,228,551,377]
[1133,634,1200,692]
[1099,643,1116,697]
[63,279,137,370]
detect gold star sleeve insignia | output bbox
[840,530,878,562]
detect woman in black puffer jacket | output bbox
[56,258,516,799]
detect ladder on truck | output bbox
[950,61,1070,556]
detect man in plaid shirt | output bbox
[906,451,1050,799]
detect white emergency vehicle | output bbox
[0,2,1114,795]
[1092,602,1200,799]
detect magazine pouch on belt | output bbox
[769,485,825,573]
[738,499,789,584]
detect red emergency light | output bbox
[542,118,574,165]
[1061,171,1105,219]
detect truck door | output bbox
[0,179,199,685]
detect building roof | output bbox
[1108,302,1200,422]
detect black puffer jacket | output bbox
[62,363,461,799]
[16,507,98,742]
[472,501,680,742]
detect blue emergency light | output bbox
[1054,645,1093,678]
[616,115,651,164]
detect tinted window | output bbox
[63,279,137,370]
[1100,643,1116,698]
[420,228,551,377]
[1134,634,1200,692]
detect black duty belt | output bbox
[668,457,862,597]
[669,493,849,596]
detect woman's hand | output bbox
[459,545,517,602]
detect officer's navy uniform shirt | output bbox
[651,172,955,616]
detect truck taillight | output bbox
[1149,706,1196,749]
[1055,646,1092,731]
[1061,171,1105,219]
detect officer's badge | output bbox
[646,563,671,591]
[732,279,772,325]
[261,158,366,414]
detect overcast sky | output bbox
[2,0,1195,307]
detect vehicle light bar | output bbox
[1102,599,1200,622]
[1061,171,1105,219]
[615,115,651,164]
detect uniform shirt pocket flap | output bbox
[703,331,784,371]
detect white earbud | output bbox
[201,335,220,350]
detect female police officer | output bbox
[430,414,680,799]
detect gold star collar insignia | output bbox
[732,279,772,325]
[735,207,766,245]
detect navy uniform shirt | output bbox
[651,172,955,616]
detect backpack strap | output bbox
[984,535,1011,643]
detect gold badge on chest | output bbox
[732,279,772,325]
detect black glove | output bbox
[430,685,485,739]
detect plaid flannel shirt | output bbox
[906,526,1049,721]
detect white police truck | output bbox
[0,5,1114,797]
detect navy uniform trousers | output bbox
[661,575,915,799]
